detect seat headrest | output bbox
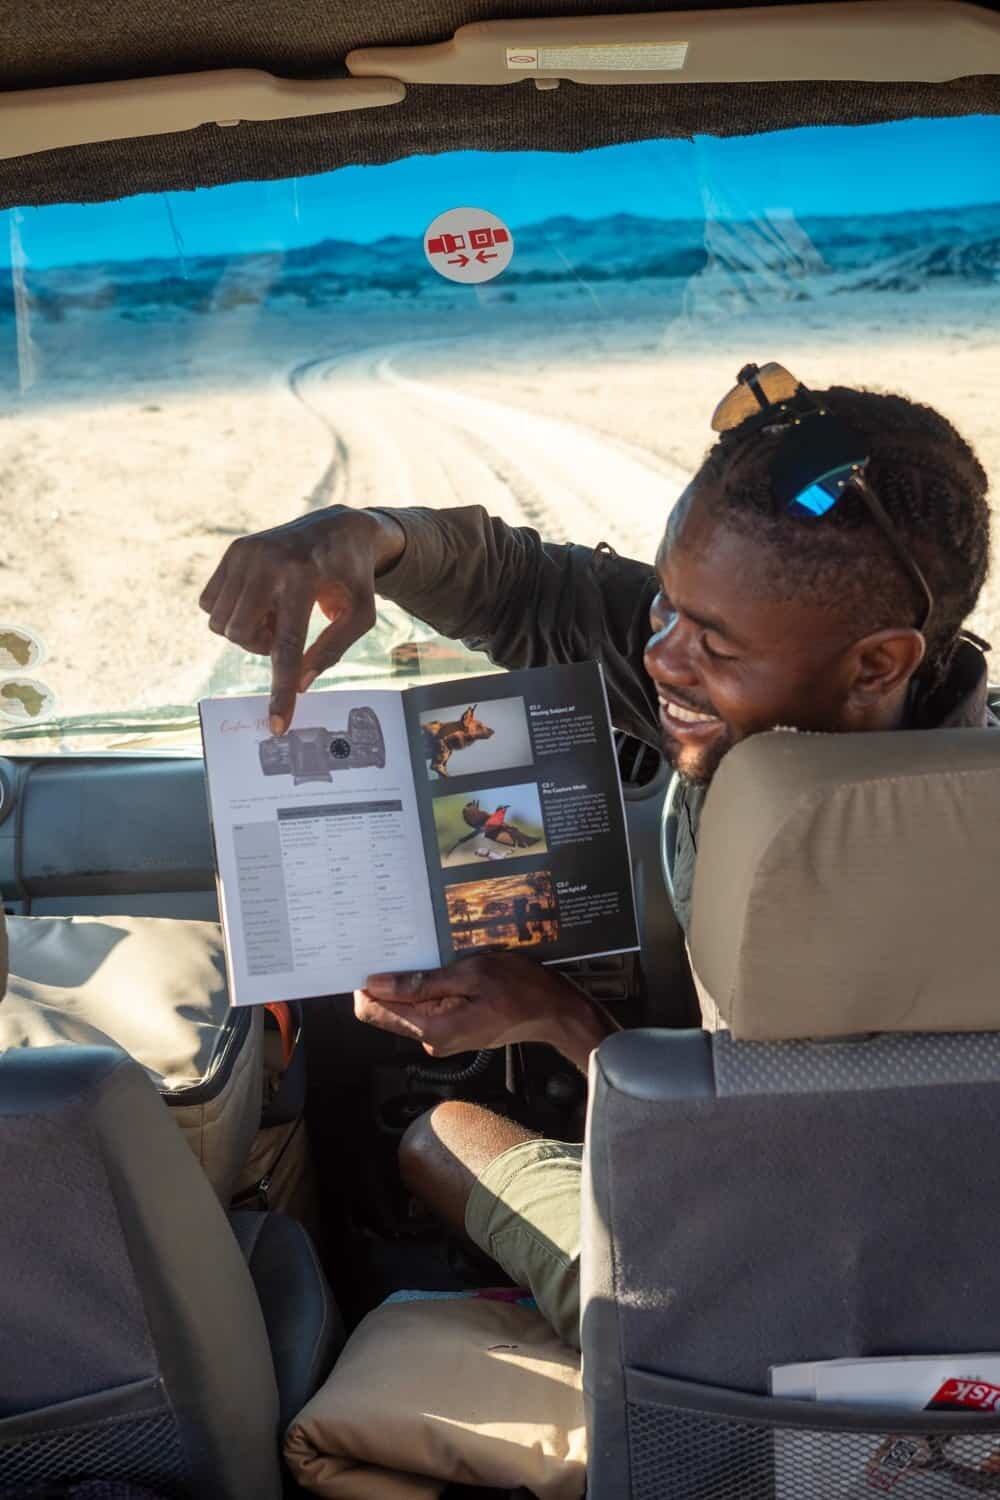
[689,729,1000,1041]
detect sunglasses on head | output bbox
[711,362,935,636]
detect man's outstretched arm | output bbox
[199,502,660,740]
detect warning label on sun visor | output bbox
[506,42,688,72]
[424,208,515,285]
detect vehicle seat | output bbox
[0,1043,342,1499]
[2,914,266,1205]
[581,727,1000,1499]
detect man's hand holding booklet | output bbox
[200,662,638,1008]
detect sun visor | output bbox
[1,0,999,208]
[348,1,1000,87]
[0,73,405,164]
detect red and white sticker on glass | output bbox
[424,207,514,285]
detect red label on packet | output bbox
[926,1379,1000,1412]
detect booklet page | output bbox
[201,690,440,1005]
[405,662,640,967]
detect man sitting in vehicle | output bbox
[200,365,995,1349]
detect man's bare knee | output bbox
[398,1100,538,1234]
[398,1102,458,1198]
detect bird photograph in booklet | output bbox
[433,783,547,869]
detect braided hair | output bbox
[693,386,992,690]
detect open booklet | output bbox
[199,662,639,1006]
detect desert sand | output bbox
[0,276,997,745]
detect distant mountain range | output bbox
[3,204,997,321]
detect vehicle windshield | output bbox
[1,115,998,752]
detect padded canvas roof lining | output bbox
[2,0,1000,209]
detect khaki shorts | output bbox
[465,1138,583,1351]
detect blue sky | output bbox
[4,116,999,270]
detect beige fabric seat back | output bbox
[1,914,262,1201]
[582,728,1000,1500]
[689,727,1000,1040]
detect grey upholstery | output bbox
[711,1028,1000,1094]
[229,1210,344,1433]
[0,1044,310,1499]
[581,729,1000,1500]
[583,1028,1000,1497]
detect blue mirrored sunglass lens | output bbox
[784,462,863,519]
[789,482,838,517]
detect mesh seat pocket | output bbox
[624,1368,1000,1500]
[0,1382,188,1500]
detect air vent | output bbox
[614,731,663,789]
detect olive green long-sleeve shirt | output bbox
[374,504,995,932]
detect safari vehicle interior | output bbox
[1,1,999,1496]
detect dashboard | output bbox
[0,743,698,1027]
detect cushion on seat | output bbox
[284,1292,585,1499]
